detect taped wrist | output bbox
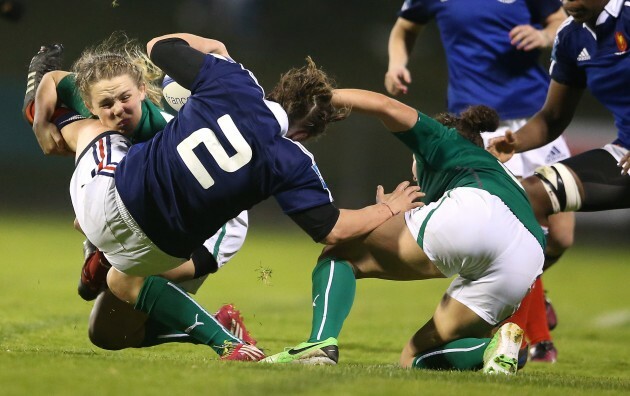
[53,108,86,130]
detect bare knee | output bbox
[546,213,575,253]
[87,290,147,350]
[88,325,128,350]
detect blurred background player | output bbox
[384,0,570,364]
[488,0,630,248]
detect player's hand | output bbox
[618,151,630,176]
[33,120,73,156]
[509,25,551,51]
[487,130,516,163]
[376,181,424,215]
[384,66,411,96]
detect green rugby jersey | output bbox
[395,112,545,249]
[56,73,168,143]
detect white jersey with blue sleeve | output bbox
[398,0,562,119]
[114,54,334,258]
[550,0,630,149]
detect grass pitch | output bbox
[0,212,628,395]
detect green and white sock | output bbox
[308,257,356,342]
[135,276,240,354]
[412,338,491,371]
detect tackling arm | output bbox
[147,34,228,90]
[512,80,583,153]
[147,33,229,59]
[488,80,583,156]
[320,182,424,245]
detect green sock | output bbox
[140,317,202,347]
[308,257,356,342]
[412,338,491,371]
[135,276,239,354]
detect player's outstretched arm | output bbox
[488,81,583,154]
[321,181,424,245]
[332,88,418,132]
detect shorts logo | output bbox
[545,145,566,164]
[497,0,516,3]
[615,32,627,53]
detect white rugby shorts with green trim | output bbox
[72,167,247,291]
[404,187,544,325]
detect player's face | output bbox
[87,74,146,135]
[562,0,608,25]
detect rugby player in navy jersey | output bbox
[385,0,570,363]
[489,0,630,229]
[27,35,257,353]
[58,33,423,361]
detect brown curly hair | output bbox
[434,105,499,147]
[266,57,350,139]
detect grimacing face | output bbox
[86,74,146,136]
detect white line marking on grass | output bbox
[592,310,630,328]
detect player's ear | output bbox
[138,82,146,100]
[84,101,95,116]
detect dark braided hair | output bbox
[434,105,499,147]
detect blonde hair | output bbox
[72,31,163,107]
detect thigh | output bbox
[322,213,439,281]
[562,147,630,211]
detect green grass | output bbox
[1,212,629,395]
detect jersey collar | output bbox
[582,0,624,38]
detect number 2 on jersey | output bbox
[177,114,253,189]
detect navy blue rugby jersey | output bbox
[398,0,562,119]
[115,54,333,258]
[550,0,630,148]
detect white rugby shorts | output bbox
[404,187,544,325]
[482,118,571,178]
[73,171,247,288]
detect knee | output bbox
[88,325,127,350]
[546,230,574,254]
